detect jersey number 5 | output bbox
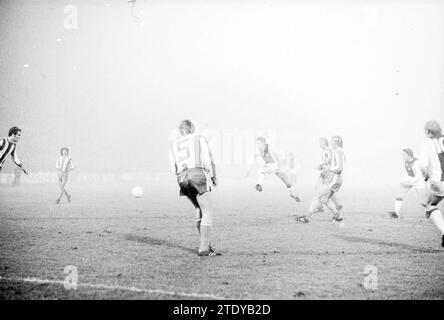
[433,137,444,154]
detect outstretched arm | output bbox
[168,147,178,175]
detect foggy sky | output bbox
[0,0,443,186]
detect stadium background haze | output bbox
[0,0,443,187]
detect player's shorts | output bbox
[58,172,69,182]
[325,172,342,193]
[424,181,444,218]
[177,168,211,199]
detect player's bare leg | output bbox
[330,194,342,211]
[276,171,300,202]
[56,177,68,204]
[62,176,71,202]
[188,194,202,236]
[321,192,343,222]
[288,173,301,202]
[415,188,427,208]
[295,186,330,223]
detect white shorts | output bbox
[428,181,444,197]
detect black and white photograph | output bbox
[0,0,443,304]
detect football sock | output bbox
[394,198,403,215]
[430,210,444,235]
[199,225,211,252]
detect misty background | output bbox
[0,0,443,187]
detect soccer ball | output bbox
[131,186,144,198]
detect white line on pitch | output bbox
[0,276,225,300]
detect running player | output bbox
[246,137,300,202]
[0,127,28,175]
[311,137,333,213]
[56,147,74,204]
[296,136,345,223]
[419,120,444,247]
[387,148,426,219]
[169,120,221,256]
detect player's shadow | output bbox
[336,235,442,253]
[124,234,196,253]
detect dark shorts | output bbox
[177,168,211,206]
[425,181,444,218]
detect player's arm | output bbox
[419,140,432,180]
[329,152,343,174]
[205,136,217,183]
[69,159,75,171]
[11,148,27,174]
[200,136,217,186]
[168,147,178,175]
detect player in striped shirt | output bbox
[316,137,332,190]
[169,120,221,257]
[296,136,345,223]
[56,147,74,204]
[0,127,28,175]
[246,137,300,202]
[387,148,426,219]
[419,120,444,247]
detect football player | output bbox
[296,136,345,223]
[246,137,300,202]
[0,127,28,175]
[316,137,332,191]
[169,120,221,256]
[56,147,75,204]
[387,148,426,218]
[419,120,444,247]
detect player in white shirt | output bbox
[296,136,345,223]
[387,148,426,219]
[169,120,220,257]
[246,137,300,202]
[418,120,444,247]
[0,127,28,175]
[56,147,74,204]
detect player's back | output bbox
[423,135,444,181]
[331,148,345,173]
[171,133,208,174]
